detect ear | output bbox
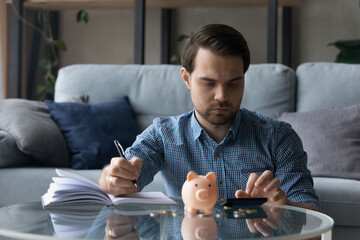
[181,67,191,90]
[187,171,197,181]
[205,172,216,182]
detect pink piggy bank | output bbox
[181,171,218,213]
[181,213,218,240]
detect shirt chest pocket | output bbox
[240,168,270,189]
[226,168,271,191]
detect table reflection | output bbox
[0,198,307,239]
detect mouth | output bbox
[212,107,231,113]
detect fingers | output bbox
[247,170,273,193]
[246,219,272,237]
[110,157,139,181]
[105,214,139,240]
[263,177,280,193]
[244,170,288,205]
[130,157,142,175]
[270,189,287,204]
[253,221,272,237]
[235,190,250,198]
[246,219,257,233]
[246,173,260,195]
[101,157,142,196]
[254,170,273,189]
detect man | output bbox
[99,24,319,211]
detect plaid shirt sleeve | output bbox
[274,121,320,208]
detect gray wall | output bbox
[59,0,360,69]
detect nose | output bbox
[196,189,209,200]
[214,85,227,102]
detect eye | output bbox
[195,184,198,187]
[209,184,212,187]
[203,82,215,87]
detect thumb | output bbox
[130,157,142,175]
[235,190,251,198]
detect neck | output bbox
[207,127,229,143]
[194,112,232,144]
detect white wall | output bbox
[292,0,360,67]
[59,0,360,69]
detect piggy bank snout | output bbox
[195,226,211,239]
[196,189,209,200]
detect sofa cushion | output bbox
[314,177,360,227]
[278,104,360,180]
[0,130,31,167]
[45,97,139,169]
[296,62,360,112]
[0,99,70,167]
[242,64,296,118]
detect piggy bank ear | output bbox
[187,171,198,181]
[205,172,216,182]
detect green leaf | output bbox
[36,85,47,99]
[329,40,360,48]
[77,10,89,23]
[37,10,47,24]
[329,39,360,64]
[53,40,67,51]
[38,60,52,72]
[335,48,360,64]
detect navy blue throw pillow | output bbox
[45,97,139,169]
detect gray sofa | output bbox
[0,62,359,239]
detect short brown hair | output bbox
[181,24,250,74]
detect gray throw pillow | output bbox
[0,130,30,167]
[277,104,360,180]
[0,99,70,167]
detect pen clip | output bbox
[114,140,126,158]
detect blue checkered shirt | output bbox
[125,109,319,208]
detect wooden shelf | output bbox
[6,0,302,10]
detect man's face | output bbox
[181,48,245,129]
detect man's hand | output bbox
[99,157,142,197]
[245,205,284,237]
[235,170,319,211]
[104,213,139,240]
[235,170,288,205]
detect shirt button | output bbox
[215,152,220,159]
[218,179,223,185]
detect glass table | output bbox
[0,198,333,240]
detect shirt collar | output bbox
[190,109,242,142]
[191,110,203,140]
[228,109,242,141]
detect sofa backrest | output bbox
[55,64,295,131]
[242,64,296,117]
[296,62,360,112]
[55,65,192,131]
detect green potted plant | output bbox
[329,39,360,64]
[11,3,89,99]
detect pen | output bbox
[114,140,138,187]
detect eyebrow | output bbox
[199,76,243,82]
